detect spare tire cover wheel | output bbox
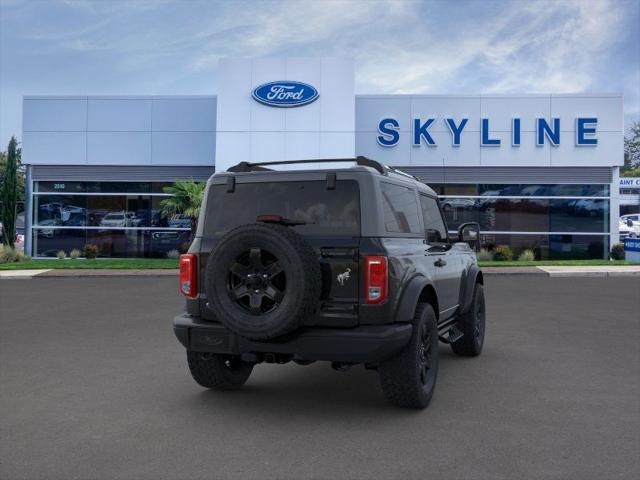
[205,223,321,341]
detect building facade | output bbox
[21,57,623,259]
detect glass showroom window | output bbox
[435,183,610,259]
[32,182,192,258]
[477,234,609,260]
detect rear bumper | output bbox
[173,314,412,364]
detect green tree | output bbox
[622,121,640,177]
[1,137,19,246]
[0,142,24,203]
[160,179,206,236]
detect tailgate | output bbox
[316,244,360,327]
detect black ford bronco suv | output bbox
[173,157,485,408]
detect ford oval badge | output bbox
[252,81,319,108]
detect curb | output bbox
[0,269,178,279]
[481,267,547,276]
[537,266,640,277]
[39,269,179,277]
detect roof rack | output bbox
[227,156,387,175]
[386,166,421,182]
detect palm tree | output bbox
[160,180,206,236]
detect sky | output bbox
[0,0,639,146]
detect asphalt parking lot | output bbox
[1,275,639,480]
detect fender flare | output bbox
[459,265,483,314]
[394,275,436,323]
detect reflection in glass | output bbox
[86,229,192,258]
[34,195,180,229]
[33,229,87,257]
[477,233,609,260]
[34,195,87,227]
[205,181,361,237]
[431,183,609,197]
[442,198,609,233]
[32,187,193,258]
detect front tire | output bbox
[378,303,439,409]
[187,351,254,390]
[451,283,485,356]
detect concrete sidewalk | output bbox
[0,269,178,279]
[0,269,52,279]
[537,265,640,277]
[2,265,640,279]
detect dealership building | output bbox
[21,57,624,259]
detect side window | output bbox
[420,195,448,243]
[380,182,421,234]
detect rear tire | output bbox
[451,283,485,356]
[378,303,439,409]
[187,351,254,390]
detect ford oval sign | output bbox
[252,81,319,108]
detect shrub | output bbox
[493,245,514,261]
[56,250,67,260]
[518,249,536,262]
[0,245,18,263]
[84,244,99,259]
[69,249,81,259]
[18,252,31,262]
[0,245,31,264]
[166,249,181,259]
[610,243,625,260]
[476,248,494,261]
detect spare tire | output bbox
[205,223,321,340]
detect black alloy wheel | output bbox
[418,327,433,386]
[227,247,286,315]
[473,288,485,343]
[205,223,321,340]
[450,283,486,356]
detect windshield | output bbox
[204,180,360,237]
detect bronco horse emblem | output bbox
[336,268,351,286]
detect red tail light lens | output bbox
[365,256,388,304]
[179,254,197,298]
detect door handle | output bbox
[434,258,447,267]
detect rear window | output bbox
[205,180,360,237]
[380,182,421,234]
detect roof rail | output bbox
[227,157,386,175]
[387,166,421,182]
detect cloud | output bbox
[354,0,630,95]
[185,0,412,72]
[0,0,638,144]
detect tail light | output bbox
[364,256,388,304]
[179,254,198,298]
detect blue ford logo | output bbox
[252,81,319,108]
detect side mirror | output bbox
[458,222,480,250]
